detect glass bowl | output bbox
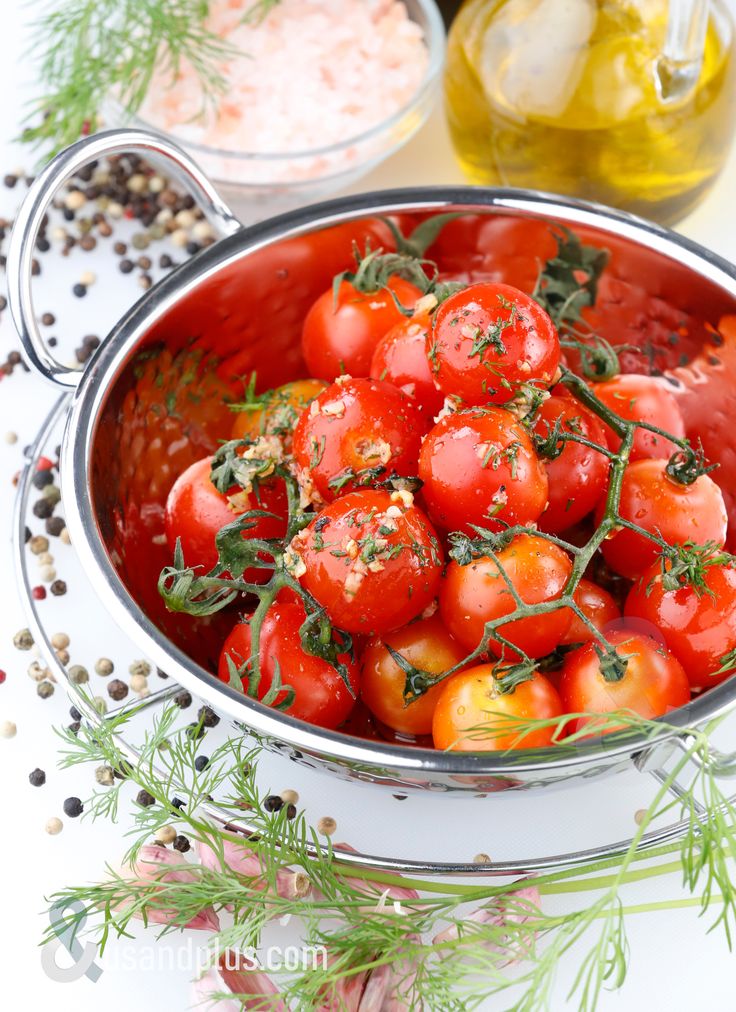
[109,0,446,221]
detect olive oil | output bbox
[445,0,736,223]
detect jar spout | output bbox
[655,0,709,103]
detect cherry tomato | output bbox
[418,408,548,535]
[440,534,573,659]
[625,559,736,690]
[289,489,443,635]
[593,374,685,461]
[302,276,423,381]
[217,600,359,729]
[231,379,327,448]
[533,394,609,533]
[164,457,287,579]
[597,459,728,579]
[370,310,445,419]
[428,282,560,405]
[432,666,563,752]
[559,629,690,733]
[360,614,467,736]
[291,377,426,504]
[561,579,621,645]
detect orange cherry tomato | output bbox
[360,615,467,736]
[231,378,327,447]
[432,665,563,752]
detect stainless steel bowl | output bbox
[9,129,736,795]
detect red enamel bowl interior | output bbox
[88,205,736,743]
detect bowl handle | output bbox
[6,128,241,389]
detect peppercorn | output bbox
[95,765,114,787]
[186,722,205,741]
[68,721,81,735]
[136,789,156,808]
[197,705,220,728]
[119,258,134,274]
[50,580,67,597]
[174,690,192,709]
[129,659,151,678]
[156,668,169,679]
[159,254,174,269]
[41,312,55,326]
[42,485,61,506]
[137,256,152,270]
[3,174,17,188]
[72,283,86,298]
[32,586,47,601]
[317,816,337,836]
[32,498,54,519]
[68,664,89,684]
[156,825,177,844]
[95,657,114,676]
[13,628,34,650]
[264,794,283,813]
[37,681,54,699]
[45,516,66,537]
[0,671,6,685]
[171,797,186,810]
[45,817,63,835]
[280,789,299,805]
[32,469,54,489]
[107,679,128,701]
[285,803,297,820]
[63,797,83,818]
[29,767,46,788]
[113,241,127,255]
[194,755,210,772]
[92,697,107,715]
[173,834,191,853]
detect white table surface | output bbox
[2,1,736,1008]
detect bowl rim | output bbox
[110,0,446,169]
[63,184,736,777]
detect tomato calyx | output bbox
[385,643,438,705]
[493,659,538,695]
[665,440,718,486]
[223,652,296,710]
[593,642,629,684]
[380,212,465,261]
[333,243,435,306]
[653,540,736,596]
[532,225,609,330]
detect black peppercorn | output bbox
[186,722,206,741]
[185,241,200,256]
[72,283,87,298]
[32,498,54,519]
[107,679,128,701]
[3,174,17,188]
[69,706,82,722]
[285,803,297,820]
[45,517,65,537]
[119,258,134,274]
[194,755,210,772]
[157,668,169,679]
[136,789,156,808]
[32,470,54,490]
[50,580,67,596]
[29,768,46,787]
[264,794,283,813]
[197,706,220,728]
[36,237,50,253]
[41,312,56,326]
[63,797,84,818]
[171,797,186,810]
[68,721,81,735]
[174,690,192,709]
[173,834,191,853]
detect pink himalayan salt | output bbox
[137,0,429,183]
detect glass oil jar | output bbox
[444,0,736,224]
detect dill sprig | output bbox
[22,0,279,156]
[46,699,736,1010]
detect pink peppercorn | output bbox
[32,586,46,600]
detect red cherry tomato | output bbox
[597,459,728,579]
[561,579,621,645]
[360,614,467,736]
[370,310,445,419]
[217,601,359,729]
[428,282,560,405]
[164,457,286,580]
[533,394,610,533]
[302,277,423,381]
[440,534,573,659]
[418,408,549,534]
[432,666,563,751]
[289,489,443,635]
[291,377,427,504]
[593,374,685,461]
[559,629,690,733]
[231,378,327,449]
[625,559,736,690]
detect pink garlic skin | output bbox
[197,837,312,907]
[356,935,423,1012]
[432,882,541,966]
[128,845,220,931]
[192,950,285,1012]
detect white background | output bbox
[2,1,736,1009]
